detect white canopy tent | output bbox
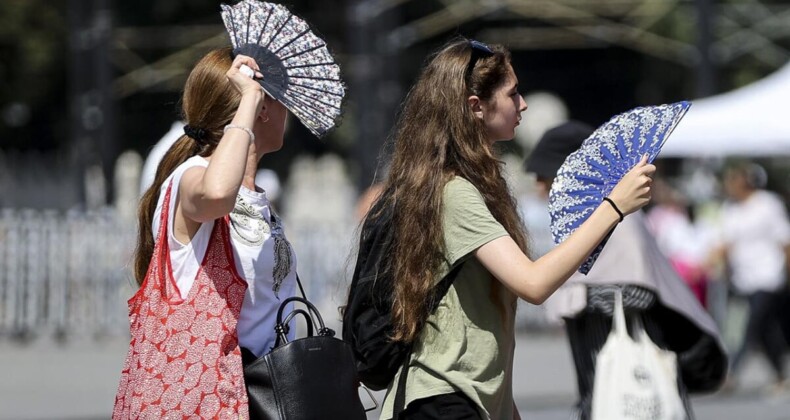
[661,62,790,157]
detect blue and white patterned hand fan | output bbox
[221,0,344,138]
[548,101,691,274]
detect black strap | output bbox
[602,196,624,223]
[393,349,411,419]
[279,308,314,342]
[295,274,307,299]
[430,263,464,312]
[272,274,309,349]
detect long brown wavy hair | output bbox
[133,47,241,285]
[373,38,528,343]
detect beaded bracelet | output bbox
[602,197,624,223]
[223,124,255,144]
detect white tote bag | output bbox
[591,290,686,420]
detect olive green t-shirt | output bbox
[380,177,516,420]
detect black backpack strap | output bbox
[430,263,464,312]
[392,262,465,418]
[393,349,411,419]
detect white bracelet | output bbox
[223,124,255,144]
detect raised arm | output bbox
[476,155,656,304]
[179,54,265,223]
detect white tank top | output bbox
[153,156,297,356]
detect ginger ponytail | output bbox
[133,47,241,285]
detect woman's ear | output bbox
[467,95,484,119]
[258,102,270,123]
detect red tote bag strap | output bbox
[130,181,181,305]
[156,181,184,300]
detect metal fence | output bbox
[0,208,360,340]
[0,208,134,339]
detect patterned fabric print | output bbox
[220,0,345,138]
[269,211,293,298]
[227,192,293,297]
[586,285,657,316]
[548,101,690,274]
[229,194,269,247]
[113,185,249,420]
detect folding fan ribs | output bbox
[221,0,345,138]
[548,101,691,274]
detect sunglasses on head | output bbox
[466,39,495,82]
[469,40,494,54]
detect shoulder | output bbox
[156,156,209,202]
[444,176,477,192]
[750,190,787,215]
[443,176,484,203]
[442,176,492,221]
[171,156,209,186]
[441,177,507,263]
[178,155,209,174]
[441,177,502,230]
[756,190,783,205]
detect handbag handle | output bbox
[274,296,336,347]
[612,289,628,339]
[277,309,314,344]
[630,312,652,344]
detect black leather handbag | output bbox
[243,291,374,420]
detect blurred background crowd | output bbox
[3,0,790,419]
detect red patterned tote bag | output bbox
[113,183,250,419]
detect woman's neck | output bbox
[241,145,260,190]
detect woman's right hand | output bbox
[226,54,265,100]
[607,154,656,216]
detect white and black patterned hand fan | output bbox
[548,101,691,274]
[221,0,344,138]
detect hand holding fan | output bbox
[221,0,345,138]
[239,64,256,79]
[548,101,691,274]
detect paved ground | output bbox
[509,333,790,420]
[1,332,788,420]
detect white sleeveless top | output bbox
[153,156,297,356]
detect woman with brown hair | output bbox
[113,48,296,418]
[370,38,656,420]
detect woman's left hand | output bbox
[607,154,656,216]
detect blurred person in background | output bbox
[367,38,655,420]
[141,124,282,202]
[139,121,184,195]
[114,48,299,418]
[355,182,384,222]
[647,178,710,308]
[525,121,727,420]
[712,162,790,393]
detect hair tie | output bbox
[602,197,624,223]
[183,124,209,144]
